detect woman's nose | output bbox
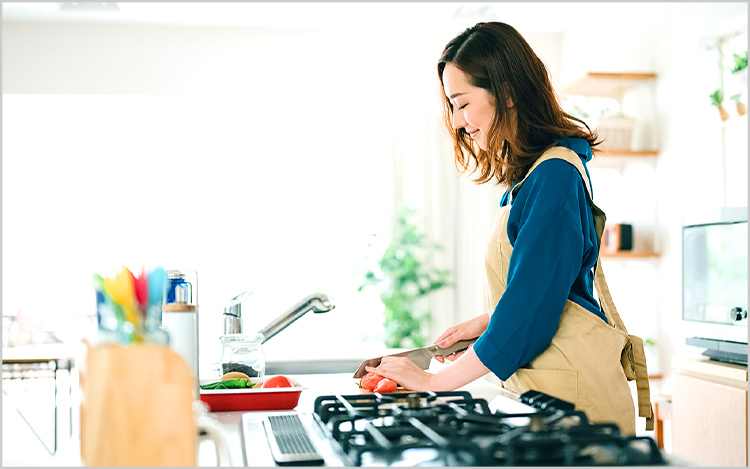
[451,111,466,129]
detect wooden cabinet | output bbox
[671,357,748,467]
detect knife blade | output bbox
[353,338,478,378]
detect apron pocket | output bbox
[504,368,579,408]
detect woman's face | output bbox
[442,63,497,151]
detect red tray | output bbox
[199,376,304,412]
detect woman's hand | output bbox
[365,356,433,392]
[433,313,489,363]
[366,347,491,393]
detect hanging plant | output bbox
[731,51,748,73]
[730,93,747,116]
[710,89,730,121]
[358,206,452,349]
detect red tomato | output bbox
[374,378,398,393]
[359,372,385,391]
[261,375,293,388]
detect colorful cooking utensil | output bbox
[133,266,149,319]
[103,266,140,326]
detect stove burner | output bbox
[312,390,665,466]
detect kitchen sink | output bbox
[264,358,364,375]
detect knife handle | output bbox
[434,338,477,356]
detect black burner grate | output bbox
[312,390,665,466]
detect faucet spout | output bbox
[258,292,335,344]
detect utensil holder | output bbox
[80,343,197,466]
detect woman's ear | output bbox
[503,83,514,108]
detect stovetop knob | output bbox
[406,393,421,408]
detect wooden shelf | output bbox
[597,149,659,157]
[600,251,661,259]
[563,72,657,98]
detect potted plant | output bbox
[730,92,747,117]
[358,206,451,349]
[709,89,730,121]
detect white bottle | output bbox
[162,271,199,384]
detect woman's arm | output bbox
[365,346,490,392]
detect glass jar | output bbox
[219,333,265,377]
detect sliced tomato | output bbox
[359,372,385,391]
[373,378,398,393]
[261,375,293,388]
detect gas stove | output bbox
[310,390,664,466]
[243,389,667,466]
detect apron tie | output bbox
[594,259,655,431]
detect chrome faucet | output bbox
[223,289,254,335]
[258,292,335,343]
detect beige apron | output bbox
[485,146,654,435]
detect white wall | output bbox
[2,21,431,368]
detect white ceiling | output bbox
[1,2,747,37]
[0,2,555,33]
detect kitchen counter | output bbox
[197,371,512,466]
[42,368,684,466]
[198,370,692,467]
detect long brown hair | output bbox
[437,22,600,186]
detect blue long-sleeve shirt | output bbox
[473,138,603,381]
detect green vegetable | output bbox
[200,378,256,390]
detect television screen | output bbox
[682,217,748,327]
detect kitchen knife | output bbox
[353,338,478,378]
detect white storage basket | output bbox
[597,116,635,150]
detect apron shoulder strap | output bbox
[511,146,593,201]
[511,147,607,249]
[512,147,621,325]
[512,145,655,431]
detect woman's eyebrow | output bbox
[448,92,466,99]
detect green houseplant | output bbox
[358,206,451,349]
[731,51,747,73]
[710,89,730,121]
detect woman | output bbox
[366,22,653,435]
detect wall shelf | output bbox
[600,251,661,259]
[597,149,659,158]
[563,72,657,98]
[569,71,662,263]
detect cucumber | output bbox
[200,378,256,390]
